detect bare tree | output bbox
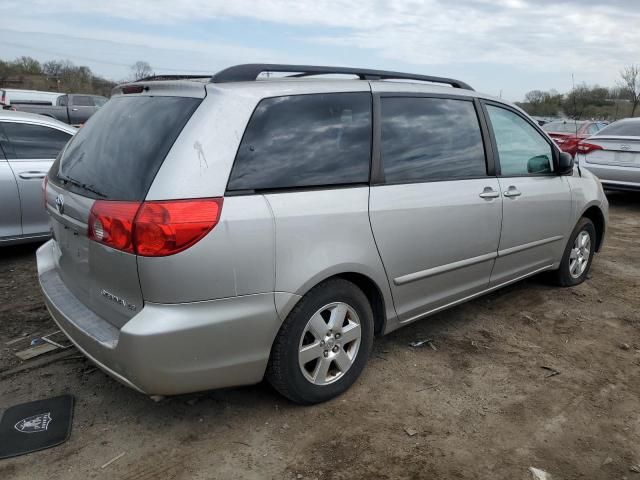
[12,56,42,74]
[131,61,154,81]
[619,64,640,117]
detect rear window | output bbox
[50,95,201,200]
[227,92,371,191]
[595,120,640,137]
[542,121,585,134]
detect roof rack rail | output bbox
[210,63,473,90]
[136,74,213,82]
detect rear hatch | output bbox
[45,89,203,328]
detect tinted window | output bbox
[51,96,200,200]
[0,122,71,159]
[58,95,68,107]
[72,95,94,107]
[596,120,640,137]
[380,97,486,183]
[228,92,371,191]
[486,105,553,176]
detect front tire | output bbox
[266,278,374,404]
[552,217,596,287]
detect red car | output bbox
[542,120,607,156]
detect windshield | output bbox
[50,95,201,200]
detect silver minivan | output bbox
[38,64,608,404]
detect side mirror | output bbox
[527,155,552,174]
[557,151,574,175]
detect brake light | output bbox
[88,198,223,256]
[576,142,603,155]
[122,85,146,94]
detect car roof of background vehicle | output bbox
[0,110,77,133]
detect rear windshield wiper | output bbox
[57,173,107,198]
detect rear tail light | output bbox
[576,142,603,155]
[88,198,223,256]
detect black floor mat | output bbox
[0,395,74,459]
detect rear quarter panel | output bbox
[264,187,397,327]
[137,195,275,303]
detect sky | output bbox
[0,0,638,101]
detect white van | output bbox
[0,88,62,107]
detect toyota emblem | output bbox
[55,194,65,215]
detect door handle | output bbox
[71,108,79,111]
[18,171,47,179]
[503,186,522,197]
[479,187,500,199]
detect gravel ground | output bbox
[1,191,639,480]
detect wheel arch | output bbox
[580,205,606,252]
[277,266,395,337]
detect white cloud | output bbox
[7,0,638,73]
[1,0,638,97]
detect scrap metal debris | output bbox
[13,331,71,361]
[529,467,552,480]
[541,366,561,378]
[409,339,437,351]
[101,451,125,469]
[404,427,418,437]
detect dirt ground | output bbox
[1,192,639,480]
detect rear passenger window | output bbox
[380,97,486,183]
[0,122,71,159]
[72,95,94,107]
[227,92,371,191]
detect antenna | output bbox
[571,73,579,135]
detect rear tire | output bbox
[552,217,596,287]
[266,278,374,405]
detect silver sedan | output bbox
[577,117,640,191]
[0,110,75,245]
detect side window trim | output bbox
[480,99,560,178]
[374,93,491,186]
[0,122,16,159]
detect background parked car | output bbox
[9,94,107,125]
[542,120,607,156]
[577,117,640,191]
[0,88,62,108]
[0,110,75,244]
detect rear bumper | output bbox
[37,240,283,395]
[601,180,640,192]
[581,161,640,191]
